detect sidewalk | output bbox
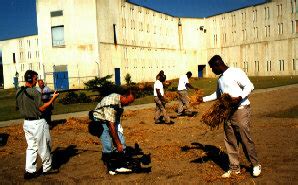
[0,83,297,128]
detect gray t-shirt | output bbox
[16,87,43,118]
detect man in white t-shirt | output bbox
[202,55,261,178]
[153,74,172,124]
[177,71,197,116]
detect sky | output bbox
[0,0,266,42]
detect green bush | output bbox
[59,92,91,104]
[84,75,125,96]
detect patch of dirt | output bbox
[0,86,297,183]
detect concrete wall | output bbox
[36,0,99,89]
[204,0,297,77]
[1,35,41,89]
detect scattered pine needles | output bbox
[200,93,235,130]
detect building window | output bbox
[296,20,298,33]
[278,23,283,35]
[293,59,296,70]
[51,26,65,47]
[277,4,283,17]
[291,1,295,13]
[50,10,63,17]
[254,61,259,72]
[29,63,32,70]
[292,20,296,33]
[264,7,270,20]
[113,24,117,45]
[243,61,248,72]
[253,9,257,22]
[279,60,285,71]
[28,51,31,59]
[13,53,16,63]
[266,60,272,71]
[27,40,30,47]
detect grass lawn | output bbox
[0,75,297,121]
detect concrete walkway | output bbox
[1,83,297,128]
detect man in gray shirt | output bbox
[16,70,59,179]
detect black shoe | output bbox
[42,168,59,175]
[24,171,38,179]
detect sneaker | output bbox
[42,168,59,175]
[115,167,132,173]
[221,170,240,178]
[253,165,261,177]
[177,113,185,117]
[24,171,38,179]
[108,170,117,175]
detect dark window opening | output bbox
[113,24,117,45]
[13,53,16,63]
[51,10,63,17]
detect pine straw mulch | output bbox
[0,109,143,157]
[200,93,236,130]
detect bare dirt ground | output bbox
[0,86,297,184]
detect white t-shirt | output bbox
[178,75,189,91]
[203,67,254,107]
[154,80,164,96]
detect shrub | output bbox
[59,92,91,104]
[124,73,132,85]
[84,75,125,96]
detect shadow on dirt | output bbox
[181,142,229,171]
[0,133,9,146]
[49,119,67,130]
[51,145,98,170]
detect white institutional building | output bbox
[1,0,297,89]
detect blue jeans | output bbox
[94,118,126,153]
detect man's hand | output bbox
[231,96,242,106]
[116,144,124,153]
[52,91,59,99]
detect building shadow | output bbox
[181,142,229,171]
[0,133,9,146]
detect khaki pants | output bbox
[224,106,259,171]
[154,97,170,123]
[177,90,189,114]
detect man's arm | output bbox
[156,89,165,102]
[107,121,123,152]
[39,91,59,112]
[236,70,254,99]
[186,83,198,90]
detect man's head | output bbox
[37,79,45,89]
[208,55,227,75]
[120,90,135,106]
[186,71,192,79]
[24,70,38,87]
